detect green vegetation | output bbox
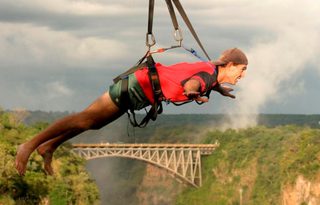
[0,109,99,204]
[2,110,319,205]
[176,126,320,205]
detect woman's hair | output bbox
[212,48,248,66]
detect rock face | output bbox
[282,175,320,205]
[136,164,184,205]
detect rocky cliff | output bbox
[283,175,320,205]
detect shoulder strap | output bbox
[146,55,163,120]
[113,51,149,83]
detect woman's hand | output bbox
[183,91,209,102]
[212,84,235,99]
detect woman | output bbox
[16,48,248,176]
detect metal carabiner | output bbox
[173,27,183,46]
[146,33,156,49]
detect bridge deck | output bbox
[73,143,219,148]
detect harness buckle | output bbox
[173,27,183,46]
[146,33,156,48]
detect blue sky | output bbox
[0,0,319,115]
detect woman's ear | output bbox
[226,62,234,68]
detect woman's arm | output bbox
[183,79,208,102]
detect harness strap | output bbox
[146,55,163,120]
[147,0,155,35]
[120,55,163,128]
[113,62,146,84]
[146,0,156,48]
[146,56,162,102]
[172,0,211,61]
[120,77,130,108]
[165,0,183,46]
[113,51,149,84]
[119,78,148,128]
[165,0,179,30]
[120,77,157,128]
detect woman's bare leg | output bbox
[37,129,83,175]
[36,93,123,175]
[15,92,124,175]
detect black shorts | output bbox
[109,74,150,110]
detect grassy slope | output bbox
[0,111,99,204]
[175,126,320,205]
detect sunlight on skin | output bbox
[218,62,247,85]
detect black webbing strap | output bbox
[122,55,163,128]
[120,78,150,128]
[172,0,211,61]
[147,0,155,35]
[165,0,183,45]
[165,0,179,30]
[146,56,162,102]
[146,0,156,47]
[121,76,156,128]
[120,77,130,109]
[113,51,149,84]
[146,55,163,119]
[113,62,147,84]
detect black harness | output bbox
[112,0,212,128]
[113,55,163,128]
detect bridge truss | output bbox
[72,143,219,187]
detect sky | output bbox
[0,0,320,117]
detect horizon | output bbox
[5,108,320,116]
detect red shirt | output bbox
[134,61,217,104]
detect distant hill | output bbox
[23,110,320,128]
[23,110,71,125]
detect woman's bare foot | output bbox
[15,143,34,176]
[37,146,55,175]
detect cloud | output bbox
[0,0,319,113]
[0,0,145,17]
[0,22,129,70]
[0,0,148,38]
[45,81,74,99]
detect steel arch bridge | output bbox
[72,143,219,187]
